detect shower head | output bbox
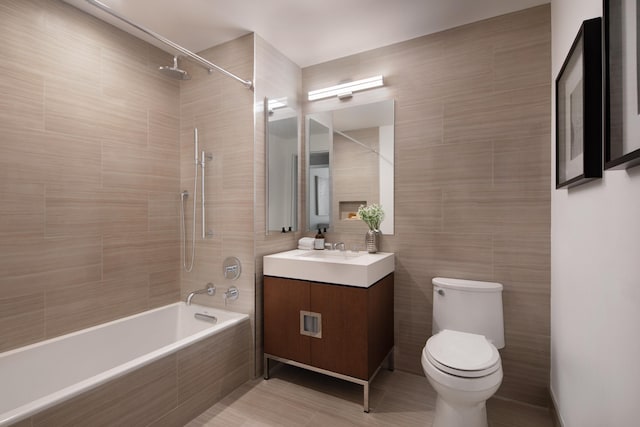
[159,56,191,80]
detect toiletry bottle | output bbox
[314,228,325,250]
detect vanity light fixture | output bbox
[307,75,384,101]
[268,97,288,110]
[267,97,288,115]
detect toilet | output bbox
[421,277,505,427]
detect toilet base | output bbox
[432,395,488,427]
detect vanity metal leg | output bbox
[363,382,370,413]
[264,353,384,413]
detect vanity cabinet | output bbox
[263,273,394,382]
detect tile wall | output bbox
[0,0,181,352]
[302,5,551,406]
[177,34,256,352]
[253,35,304,374]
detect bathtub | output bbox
[0,302,252,426]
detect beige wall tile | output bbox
[0,63,44,130]
[45,189,147,237]
[442,189,550,234]
[44,273,150,337]
[0,292,45,352]
[494,41,551,92]
[0,235,47,279]
[177,320,252,404]
[0,0,182,351]
[149,268,181,308]
[403,141,494,191]
[395,101,443,147]
[43,132,102,190]
[498,332,550,406]
[102,141,179,192]
[149,191,180,233]
[395,188,443,234]
[494,135,552,192]
[0,1,48,74]
[0,129,50,185]
[443,85,550,145]
[302,5,551,406]
[149,110,180,153]
[32,354,178,427]
[0,183,44,236]
[0,263,102,304]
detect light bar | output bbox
[268,97,288,111]
[308,75,384,101]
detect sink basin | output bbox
[264,249,394,287]
[297,250,362,259]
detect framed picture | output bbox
[556,18,603,189]
[604,0,640,169]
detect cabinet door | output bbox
[367,273,394,377]
[310,283,368,379]
[264,277,311,364]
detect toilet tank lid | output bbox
[432,277,503,292]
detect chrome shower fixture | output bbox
[159,56,190,80]
[180,128,215,272]
[84,0,253,89]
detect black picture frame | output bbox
[555,18,603,189]
[604,0,640,169]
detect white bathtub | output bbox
[0,302,250,426]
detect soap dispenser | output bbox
[314,228,325,250]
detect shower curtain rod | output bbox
[334,129,379,154]
[85,0,253,90]
[333,129,394,166]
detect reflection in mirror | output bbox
[306,99,394,234]
[307,116,332,232]
[265,97,299,234]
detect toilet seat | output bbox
[425,330,501,378]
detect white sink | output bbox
[263,249,394,288]
[297,249,363,259]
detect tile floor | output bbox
[187,364,553,427]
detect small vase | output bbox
[365,229,381,253]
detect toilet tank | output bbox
[432,277,505,349]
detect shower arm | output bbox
[85,0,253,90]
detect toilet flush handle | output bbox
[437,289,445,296]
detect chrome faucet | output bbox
[332,242,346,251]
[186,282,216,305]
[223,286,239,307]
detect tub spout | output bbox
[186,282,216,305]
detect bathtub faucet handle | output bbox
[205,282,216,295]
[223,286,239,307]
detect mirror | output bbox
[265,97,299,234]
[306,99,394,234]
[307,114,332,232]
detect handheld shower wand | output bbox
[181,128,199,272]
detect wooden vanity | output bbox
[263,249,395,412]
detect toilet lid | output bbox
[425,330,500,378]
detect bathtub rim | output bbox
[0,302,249,427]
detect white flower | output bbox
[357,204,384,230]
